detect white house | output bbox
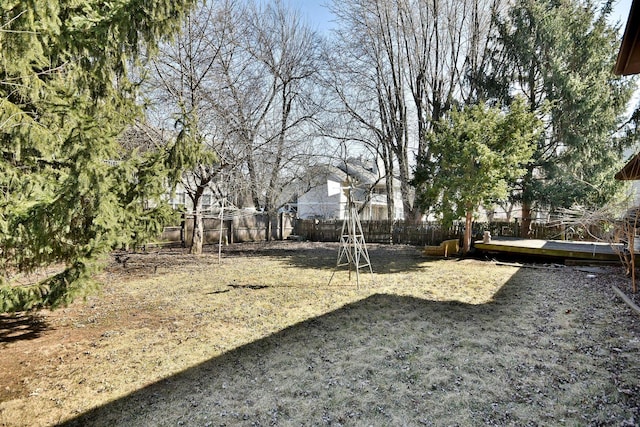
[164,181,218,213]
[297,158,403,220]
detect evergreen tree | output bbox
[0,0,196,312]
[413,98,540,253]
[491,0,635,234]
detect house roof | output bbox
[614,1,640,180]
[304,164,347,186]
[306,159,381,187]
[119,122,168,154]
[615,0,640,75]
[338,161,379,187]
[615,152,640,180]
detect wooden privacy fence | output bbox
[160,212,295,247]
[295,220,464,245]
[294,219,597,246]
[157,215,603,248]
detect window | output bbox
[202,194,212,211]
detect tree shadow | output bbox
[215,241,446,274]
[228,284,269,290]
[0,313,49,343]
[58,265,640,426]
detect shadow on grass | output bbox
[0,313,49,343]
[59,265,640,426]
[217,241,443,275]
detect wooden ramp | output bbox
[474,237,624,262]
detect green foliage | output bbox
[165,110,218,186]
[0,260,100,313]
[493,0,636,211]
[0,0,195,312]
[414,98,541,226]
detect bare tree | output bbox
[146,0,225,254]
[207,0,324,238]
[327,0,505,222]
[147,0,325,243]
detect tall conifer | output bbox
[492,0,635,234]
[0,0,196,312]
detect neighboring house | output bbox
[615,0,640,76]
[615,1,640,199]
[164,181,217,213]
[297,158,403,220]
[119,122,166,153]
[118,123,221,214]
[615,150,640,204]
[474,203,552,223]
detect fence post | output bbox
[180,213,186,248]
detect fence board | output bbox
[293,219,596,246]
[159,213,295,246]
[157,216,597,248]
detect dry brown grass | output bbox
[1,241,640,426]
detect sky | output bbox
[295,0,640,118]
[296,0,333,33]
[297,0,636,35]
[613,0,634,31]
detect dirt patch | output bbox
[1,241,640,426]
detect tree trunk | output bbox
[189,185,207,255]
[191,211,204,255]
[464,209,473,254]
[265,212,272,242]
[521,201,532,239]
[378,143,396,243]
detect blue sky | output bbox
[296,0,333,32]
[295,0,639,112]
[613,0,634,30]
[297,0,635,34]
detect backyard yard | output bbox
[1,241,640,426]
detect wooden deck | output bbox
[474,237,624,262]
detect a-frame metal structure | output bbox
[328,183,373,289]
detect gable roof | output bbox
[614,1,640,181]
[615,152,640,180]
[615,0,640,75]
[338,160,379,187]
[119,122,168,154]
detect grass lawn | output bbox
[1,241,640,426]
